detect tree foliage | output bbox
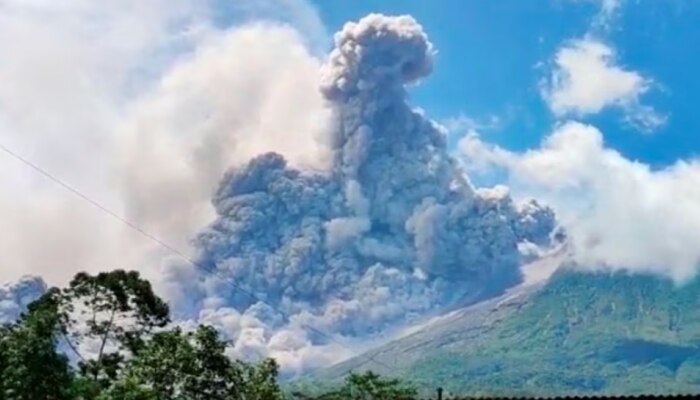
[54,270,170,387]
[109,325,282,400]
[0,288,73,400]
[0,270,413,400]
[294,371,417,400]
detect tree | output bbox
[96,377,158,400]
[295,371,417,400]
[0,324,9,395]
[0,269,288,400]
[0,288,73,400]
[52,270,170,388]
[239,357,284,400]
[108,325,282,400]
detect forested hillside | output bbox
[307,269,700,397]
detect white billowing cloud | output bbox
[567,0,622,28]
[0,191,150,286]
[0,1,329,286]
[0,0,207,284]
[439,114,502,138]
[118,23,332,254]
[544,0,665,133]
[219,0,329,54]
[541,39,664,132]
[0,0,206,183]
[600,0,621,15]
[0,0,352,376]
[542,40,643,115]
[593,0,622,24]
[459,121,700,283]
[594,0,623,30]
[266,329,353,374]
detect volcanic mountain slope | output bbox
[305,260,700,397]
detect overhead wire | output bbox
[0,141,399,377]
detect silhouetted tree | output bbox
[108,325,282,400]
[52,270,170,390]
[0,270,416,400]
[295,371,417,400]
[0,288,73,400]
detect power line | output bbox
[0,142,398,376]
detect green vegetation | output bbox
[291,372,417,400]
[0,269,415,400]
[316,269,700,397]
[8,267,700,398]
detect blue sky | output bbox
[310,0,699,168]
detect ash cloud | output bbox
[166,14,561,375]
[0,276,46,325]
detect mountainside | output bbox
[305,265,700,397]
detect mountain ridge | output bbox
[303,260,700,397]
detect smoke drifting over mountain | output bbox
[161,14,560,374]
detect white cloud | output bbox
[439,114,501,136]
[545,0,666,133]
[542,40,644,115]
[218,0,329,54]
[600,0,621,15]
[0,0,207,284]
[0,0,344,374]
[0,1,329,287]
[118,23,332,255]
[541,38,665,132]
[459,121,700,283]
[594,0,623,29]
[568,0,622,28]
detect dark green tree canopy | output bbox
[0,287,73,400]
[293,371,417,400]
[48,270,170,385]
[0,269,414,400]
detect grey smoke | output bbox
[164,13,560,374]
[0,276,46,325]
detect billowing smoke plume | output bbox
[0,276,46,325]
[163,14,561,375]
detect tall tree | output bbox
[0,288,73,400]
[53,270,170,388]
[108,325,282,400]
[294,371,417,400]
[239,357,284,400]
[0,269,290,400]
